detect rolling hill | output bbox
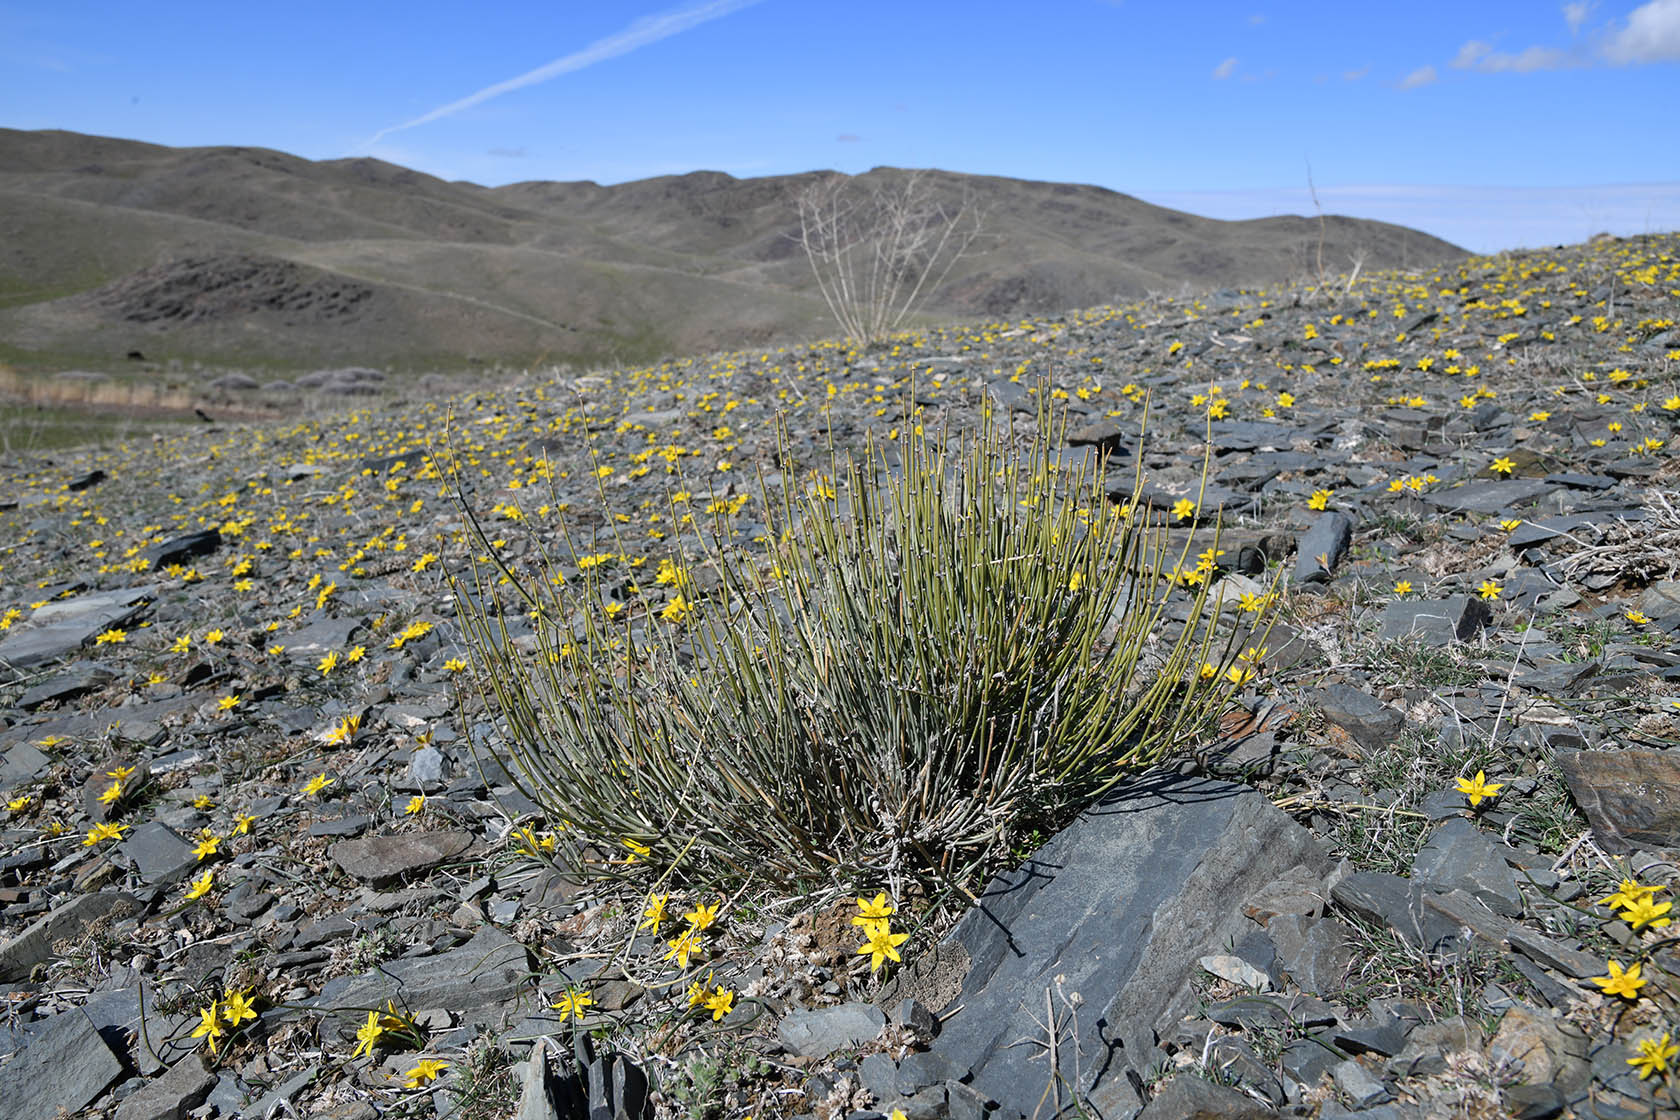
[0,128,1467,371]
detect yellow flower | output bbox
[665,928,704,968]
[1625,609,1651,625]
[1476,579,1502,602]
[216,694,240,711]
[191,1002,223,1054]
[1591,959,1646,1000]
[1171,498,1196,522]
[1629,1033,1678,1080]
[702,986,735,1021]
[192,831,221,860]
[322,713,360,746]
[98,780,124,806]
[550,989,593,1022]
[1600,877,1660,912]
[221,989,257,1027]
[400,1059,449,1088]
[350,1009,385,1058]
[853,892,896,928]
[232,811,256,836]
[858,924,910,973]
[204,629,224,644]
[301,772,334,797]
[683,900,721,933]
[1489,456,1515,475]
[185,871,214,900]
[640,893,669,932]
[345,644,365,663]
[1393,580,1413,596]
[171,635,192,653]
[1499,519,1522,532]
[622,837,651,862]
[317,650,339,675]
[84,821,129,846]
[404,795,425,816]
[1621,893,1673,932]
[443,657,467,673]
[95,627,127,645]
[1455,771,1503,808]
[1307,489,1332,511]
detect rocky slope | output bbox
[1,232,1678,1119]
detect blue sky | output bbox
[3,0,1678,253]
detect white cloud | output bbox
[367,0,763,145]
[1212,56,1238,79]
[1451,40,1491,68]
[1343,65,1370,81]
[1605,0,1680,62]
[1563,2,1593,34]
[1451,38,1571,73]
[1480,44,1571,71]
[1399,64,1437,88]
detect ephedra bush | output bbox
[453,398,1258,895]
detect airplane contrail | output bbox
[368,0,765,145]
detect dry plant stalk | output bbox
[796,170,984,346]
[1555,487,1680,583]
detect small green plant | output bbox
[446,1038,519,1120]
[455,397,1257,894]
[347,927,401,971]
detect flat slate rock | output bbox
[308,925,532,1031]
[1557,750,1680,853]
[1378,595,1493,645]
[1422,479,1559,515]
[0,1006,124,1119]
[0,585,158,676]
[329,828,473,886]
[922,773,1332,1116]
[776,1002,886,1060]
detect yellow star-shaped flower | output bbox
[1455,771,1503,809]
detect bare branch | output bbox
[795,171,985,346]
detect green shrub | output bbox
[453,399,1252,892]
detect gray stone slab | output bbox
[17,661,116,710]
[1294,511,1355,585]
[1377,595,1492,645]
[308,925,532,1033]
[0,740,52,788]
[329,828,473,887]
[0,585,158,676]
[1422,479,1559,515]
[921,774,1333,1116]
[0,1007,124,1118]
[776,1002,886,1060]
[121,821,199,885]
[114,1053,216,1120]
[1315,684,1404,751]
[1557,749,1680,853]
[0,890,141,981]
[1412,818,1524,917]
